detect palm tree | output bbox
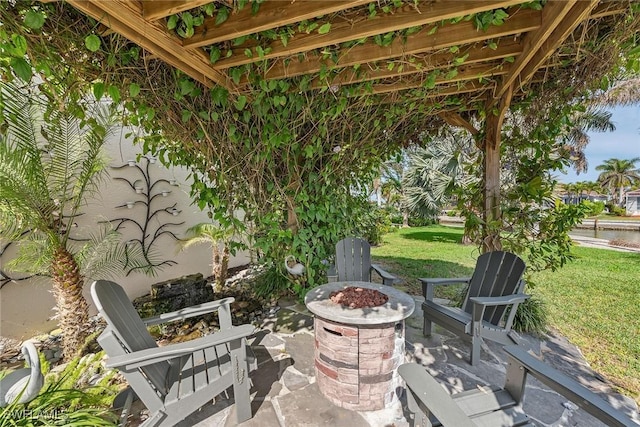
[403,128,475,217]
[563,108,616,174]
[595,157,640,205]
[0,81,115,361]
[181,223,241,293]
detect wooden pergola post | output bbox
[481,86,512,252]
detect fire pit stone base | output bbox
[314,316,405,411]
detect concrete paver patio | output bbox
[178,295,640,427]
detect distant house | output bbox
[560,192,608,205]
[626,190,640,216]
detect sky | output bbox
[560,105,640,183]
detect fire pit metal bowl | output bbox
[304,281,415,411]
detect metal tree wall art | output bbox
[106,156,184,275]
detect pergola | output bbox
[47,0,633,248]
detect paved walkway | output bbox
[177,296,640,427]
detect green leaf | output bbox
[318,23,331,35]
[85,34,101,52]
[10,57,32,81]
[488,41,498,50]
[107,85,120,103]
[179,79,195,95]
[244,48,253,58]
[181,109,192,122]
[280,33,289,47]
[449,45,459,54]
[215,7,230,25]
[504,56,515,63]
[211,86,229,106]
[129,83,141,97]
[230,68,243,85]
[167,15,178,30]
[209,47,221,64]
[234,95,247,110]
[427,25,438,35]
[93,82,105,100]
[10,34,28,56]
[24,10,46,29]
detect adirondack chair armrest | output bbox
[106,324,255,370]
[420,277,472,300]
[398,363,477,427]
[370,264,396,286]
[503,346,635,427]
[142,297,235,327]
[469,293,530,307]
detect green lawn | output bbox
[371,225,640,403]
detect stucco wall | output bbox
[0,129,249,340]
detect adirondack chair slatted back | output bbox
[335,237,371,282]
[462,251,526,325]
[91,280,171,394]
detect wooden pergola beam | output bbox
[517,1,599,89]
[67,0,233,90]
[183,0,371,48]
[212,0,528,69]
[493,0,578,100]
[369,62,509,95]
[260,8,541,81]
[310,38,522,90]
[439,112,479,136]
[142,0,214,21]
[590,1,629,19]
[379,82,492,105]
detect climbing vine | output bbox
[2,0,639,298]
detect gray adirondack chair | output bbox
[332,237,396,285]
[399,345,636,427]
[421,251,528,365]
[91,280,257,427]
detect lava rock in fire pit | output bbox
[329,286,388,308]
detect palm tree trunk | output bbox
[212,243,230,293]
[619,184,624,206]
[50,247,90,362]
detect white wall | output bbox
[0,129,249,340]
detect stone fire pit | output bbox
[304,281,415,411]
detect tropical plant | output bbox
[0,81,122,361]
[403,128,477,219]
[563,108,616,173]
[0,354,118,427]
[595,157,640,205]
[181,222,245,292]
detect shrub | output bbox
[253,264,291,299]
[0,353,119,426]
[513,296,547,336]
[355,205,393,246]
[605,203,626,216]
[581,200,605,216]
[408,216,437,227]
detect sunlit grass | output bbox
[372,225,640,403]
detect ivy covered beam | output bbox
[212,0,528,69]
[493,0,598,101]
[67,0,233,90]
[310,38,523,90]
[369,62,509,95]
[260,7,541,81]
[438,112,479,137]
[142,0,214,21]
[183,0,372,48]
[515,1,600,90]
